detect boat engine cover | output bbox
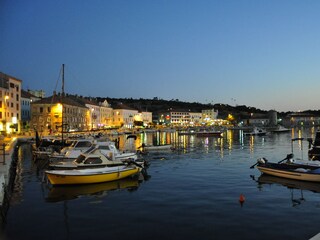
[258,157,267,164]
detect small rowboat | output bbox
[139,143,173,152]
[244,127,267,136]
[251,155,320,182]
[45,165,140,185]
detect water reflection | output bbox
[258,174,320,193]
[6,129,320,240]
[45,174,146,203]
[113,129,299,158]
[256,174,320,207]
[15,128,319,205]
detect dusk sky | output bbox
[1,0,320,112]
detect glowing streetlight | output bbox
[91,108,94,130]
[4,95,9,133]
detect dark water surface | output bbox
[1,128,320,240]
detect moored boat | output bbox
[139,143,174,152]
[270,125,290,133]
[244,127,267,136]
[49,138,94,161]
[49,145,146,170]
[96,140,138,161]
[45,165,141,185]
[251,156,320,182]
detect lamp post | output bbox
[91,108,94,130]
[4,95,9,133]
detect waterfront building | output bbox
[241,113,270,126]
[157,110,202,126]
[284,112,320,127]
[78,98,100,130]
[140,111,153,127]
[0,72,22,134]
[30,93,88,135]
[112,103,138,128]
[268,110,278,126]
[99,100,113,128]
[202,109,218,122]
[27,89,45,98]
[133,111,153,127]
[170,110,190,125]
[21,90,40,132]
[189,112,202,125]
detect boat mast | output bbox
[62,64,65,95]
[61,64,64,144]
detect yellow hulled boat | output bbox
[45,165,140,185]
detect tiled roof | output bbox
[113,103,137,110]
[21,89,36,98]
[68,95,99,106]
[32,94,87,108]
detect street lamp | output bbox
[91,108,94,130]
[4,95,9,133]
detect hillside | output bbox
[96,97,269,120]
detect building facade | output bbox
[21,90,41,132]
[30,94,88,135]
[0,72,22,134]
[27,89,45,98]
[100,100,113,128]
[113,104,138,128]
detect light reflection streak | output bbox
[109,128,317,161]
[249,136,255,156]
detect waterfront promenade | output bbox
[0,136,27,206]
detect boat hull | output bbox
[45,166,139,185]
[257,165,320,182]
[143,145,173,151]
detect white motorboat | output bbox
[138,143,174,152]
[49,146,146,170]
[244,127,267,136]
[270,125,290,133]
[50,138,94,161]
[96,140,138,161]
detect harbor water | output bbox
[1,128,320,240]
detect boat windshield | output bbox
[74,141,92,148]
[84,145,96,154]
[84,157,103,164]
[98,145,111,150]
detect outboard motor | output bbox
[286,153,294,163]
[257,157,267,164]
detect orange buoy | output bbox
[239,194,245,206]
